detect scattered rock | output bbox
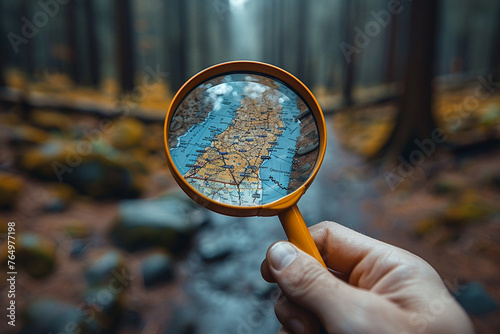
[43,197,67,212]
[84,285,126,332]
[1,234,57,278]
[70,239,89,258]
[166,308,198,334]
[84,251,128,287]
[42,183,77,212]
[0,172,24,209]
[109,118,145,150]
[111,191,208,253]
[431,175,467,195]
[296,141,319,155]
[64,159,142,198]
[20,140,145,198]
[141,251,174,288]
[170,116,183,131]
[478,103,500,133]
[21,298,86,334]
[298,174,309,182]
[65,219,92,238]
[21,140,67,178]
[167,294,279,334]
[48,182,76,201]
[298,163,312,174]
[454,282,498,315]
[198,238,232,262]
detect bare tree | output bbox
[0,0,5,88]
[341,0,356,107]
[490,3,500,76]
[66,0,83,84]
[21,0,35,80]
[115,0,136,93]
[84,0,100,88]
[372,0,440,162]
[296,0,308,85]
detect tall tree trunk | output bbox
[0,0,5,87]
[296,0,308,85]
[372,0,440,162]
[115,0,135,93]
[21,0,35,80]
[84,0,100,88]
[177,0,188,89]
[384,11,398,84]
[341,0,355,107]
[490,3,500,76]
[66,0,83,84]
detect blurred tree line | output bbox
[0,0,499,160]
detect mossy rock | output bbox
[109,118,145,150]
[141,250,174,288]
[83,286,126,333]
[84,251,129,287]
[21,298,87,334]
[0,172,24,209]
[0,234,57,278]
[20,140,145,198]
[111,191,208,253]
[64,219,92,238]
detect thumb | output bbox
[267,241,363,331]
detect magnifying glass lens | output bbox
[168,73,320,207]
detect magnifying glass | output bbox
[163,61,326,267]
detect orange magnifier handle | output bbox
[278,205,326,268]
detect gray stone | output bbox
[43,197,67,212]
[84,251,127,287]
[20,140,145,199]
[198,238,232,262]
[9,234,57,279]
[141,251,174,287]
[111,191,209,252]
[166,294,279,334]
[84,286,125,332]
[21,298,86,334]
[298,163,312,173]
[70,239,88,258]
[454,282,498,315]
[297,141,319,155]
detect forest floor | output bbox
[0,86,499,333]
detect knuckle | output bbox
[284,261,328,300]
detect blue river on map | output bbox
[170,77,301,205]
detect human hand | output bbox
[261,221,474,334]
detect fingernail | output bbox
[269,242,297,271]
[288,318,305,334]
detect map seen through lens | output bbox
[168,73,320,206]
